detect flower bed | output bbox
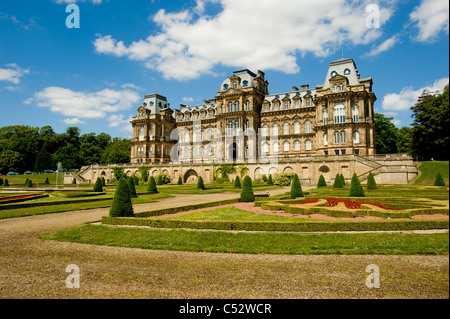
[0,194,48,205]
[324,198,403,210]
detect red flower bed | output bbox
[0,195,39,202]
[295,199,319,205]
[325,198,402,210]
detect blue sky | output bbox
[0,0,448,138]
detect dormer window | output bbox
[223,84,229,90]
[305,99,311,107]
[344,68,351,75]
[150,101,154,106]
[233,82,237,89]
[242,80,248,87]
[331,71,337,77]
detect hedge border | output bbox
[0,196,113,211]
[0,194,48,205]
[102,216,449,232]
[134,197,240,217]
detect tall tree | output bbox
[34,143,52,172]
[374,113,398,154]
[411,85,449,160]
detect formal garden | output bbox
[37,166,449,256]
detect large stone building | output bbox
[66,58,418,185]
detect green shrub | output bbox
[262,174,268,182]
[197,176,205,190]
[72,178,77,184]
[101,177,106,186]
[25,178,29,186]
[333,173,344,188]
[127,177,137,197]
[26,179,33,188]
[340,174,346,185]
[177,176,183,185]
[290,174,304,199]
[234,175,241,188]
[4,179,9,187]
[45,177,50,185]
[147,176,158,193]
[93,177,103,192]
[133,176,139,186]
[367,172,378,189]
[240,176,255,202]
[109,178,134,217]
[317,175,327,187]
[156,175,163,185]
[157,172,171,185]
[349,173,365,197]
[0,178,3,186]
[267,175,273,185]
[273,173,292,186]
[434,172,446,186]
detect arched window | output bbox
[245,120,250,135]
[234,120,240,135]
[273,142,279,153]
[193,131,198,142]
[208,129,213,140]
[294,122,300,134]
[294,140,300,151]
[283,141,289,152]
[323,108,328,125]
[208,146,213,156]
[223,84,228,90]
[264,104,269,112]
[245,100,250,111]
[227,121,233,136]
[305,139,312,151]
[272,123,279,136]
[352,105,359,122]
[243,80,248,87]
[184,132,190,143]
[234,101,239,112]
[324,132,328,146]
[344,68,351,75]
[305,120,311,133]
[228,102,233,113]
[262,124,269,136]
[295,100,300,108]
[339,83,344,92]
[340,130,346,143]
[334,131,340,144]
[233,82,237,89]
[283,122,289,135]
[333,84,338,92]
[200,147,205,156]
[334,104,345,124]
[353,130,360,144]
[284,102,289,109]
[273,103,279,111]
[139,126,145,141]
[201,131,205,141]
[262,142,269,153]
[184,147,189,157]
[192,147,197,157]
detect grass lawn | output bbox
[0,173,64,186]
[40,224,449,255]
[135,182,282,194]
[415,161,449,185]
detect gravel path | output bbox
[0,187,448,299]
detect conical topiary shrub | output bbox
[240,176,255,202]
[109,177,134,217]
[367,172,377,190]
[234,175,241,188]
[262,174,268,182]
[133,176,139,186]
[0,178,3,186]
[333,173,344,188]
[45,177,50,184]
[267,175,273,185]
[317,175,327,187]
[434,172,446,186]
[72,178,77,184]
[101,177,106,186]
[147,176,158,193]
[340,174,346,186]
[4,179,9,187]
[127,176,137,197]
[197,176,205,190]
[349,173,365,197]
[26,179,33,188]
[156,175,163,185]
[177,176,183,185]
[290,174,304,199]
[93,177,103,192]
[25,178,29,186]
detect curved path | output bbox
[0,188,448,299]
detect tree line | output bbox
[0,125,131,174]
[374,84,448,161]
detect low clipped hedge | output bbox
[134,198,240,217]
[0,196,112,211]
[0,194,48,205]
[102,216,449,232]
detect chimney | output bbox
[301,84,309,90]
[292,86,299,91]
[258,70,265,80]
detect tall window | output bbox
[340,130,346,143]
[262,124,269,136]
[283,122,289,135]
[323,108,328,125]
[273,142,279,153]
[334,131,340,144]
[273,103,279,111]
[234,120,240,135]
[184,147,189,157]
[264,104,268,112]
[295,100,300,108]
[272,123,279,136]
[201,131,205,141]
[294,140,300,151]
[284,102,289,109]
[339,83,344,91]
[245,100,250,111]
[305,139,312,151]
[283,141,289,152]
[334,104,345,124]
[208,129,213,140]
[305,99,311,107]
[227,121,233,136]
[352,105,359,122]
[208,146,213,156]
[245,120,250,135]
[353,130,360,144]
[305,120,311,133]
[192,147,197,157]
[139,126,145,141]
[324,132,328,145]
[294,122,300,134]
[233,82,237,89]
[200,147,205,157]
[333,84,338,92]
[262,142,269,153]
[234,101,239,112]
[228,102,233,113]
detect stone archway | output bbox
[269,167,278,175]
[283,166,294,174]
[254,167,263,180]
[184,169,198,184]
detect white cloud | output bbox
[410,0,449,42]
[94,0,396,81]
[0,63,29,84]
[25,86,141,120]
[363,34,400,57]
[108,114,132,132]
[63,117,87,125]
[382,77,449,111]
[182,97,194,103]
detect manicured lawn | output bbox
[415,161,449,185]
[40,224,449,255]
[134,182,282,194]
[0,173,64,186]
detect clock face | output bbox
[331,71,337,77]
